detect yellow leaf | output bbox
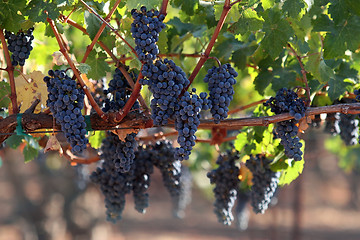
[13,71,48,113]
[44,135,63,155]
[111,128,139,141]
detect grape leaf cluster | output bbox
[140,58,190,126]
[4,28,34,66]
[245,154,280,214]
[203,63,238,123]
[207,146,240,225]
[131,6,165,62]
[264,88,306,161]
[44,70,88,154]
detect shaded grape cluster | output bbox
[235,190,250,231]
[264,88,306,161]
[207,147,240,225]
[4,28,34,66]
[90,155,134,223]
[132,145,154,213]
[174,90,210,161]
[43,70,88,154]
[152,140,182,209]
[173,165,192,218]
[203,63,238,123]
[140,58,190,126]
[245,154,280,214]
[131,6,165,62]
[334,113,359,146]
[100,132,137,173]
[103,68,140,112]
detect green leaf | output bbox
[327,77,351,101]
[86,51,111,79]
[260,9,294,58]
[213,35,244,61]
[0,81,11,108]
[261,0,275,10]
[89,131,106,149]
[323,15,360,59]
[254,70,272,95]
[157,29,168,53]
[228,8,264,37]
[279,158,305,185]
[25,0,59,22]
[84,10,109,40]
[174,0,197,15]
[5,135,24,149]
[214,3,241,23]
[271,68,297,91]
[126,0,161,11]
[23,144,38,163]
[0,0,26,32]
[305,53,334,83]
[129,58,141,70]
[282,0,307,18]
[234,131,248,152]
[78,63,91,74]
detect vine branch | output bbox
[1,103,360,144]
[0,28,18,114]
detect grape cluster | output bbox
[4,28,34,66]
[207,147,240,225]
[203,63,238,123]
[132,145,154,213]
[334,113,359,146]
[100,132,137,173]
[324,113,339,135]
[235,190,250,231]
[131,6,165,62]
[43,70,88,154]
[140,58,190,126]
[174,90,210,161]
[152,140,182,209]
[245,155,280,214]
[264,88,306,120]
[90,157,134,223]
[173,165,192,218]
[103,68,140,112]
[264,88,306,161]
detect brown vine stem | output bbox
[160,0,169,16]
[0,28,18,114]
[80,0,122,64]
[59,15,149,113]
[227,99,268,115]
[182,0,235,94]
[47,17,106,120]
[287,43,311,107]
[78,0,137,57]
[2,103,360,144]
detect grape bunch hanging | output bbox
[43,70,88,154]
[264,88,306,161]
[4,28,34,66]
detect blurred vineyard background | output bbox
[1,125,360,240]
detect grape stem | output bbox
[209,56,222,68]
[78,0,138,57]
[47,17,107,120]
[0,28,18,114]
[287,43,311,107]
[182,0,235,94]
[160,0,169,16]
